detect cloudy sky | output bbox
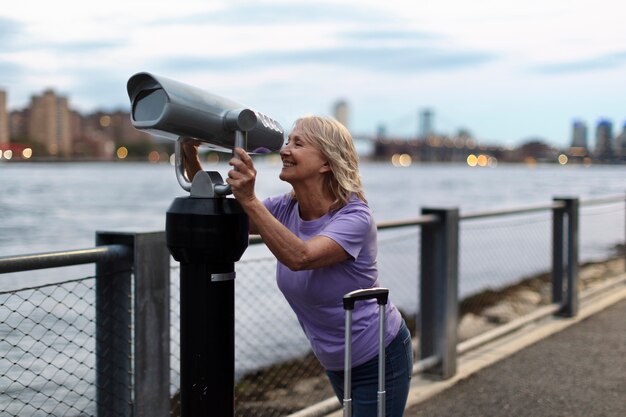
[1,0,624,147]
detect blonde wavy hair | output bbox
[291,115,366,210]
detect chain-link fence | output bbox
[0,273,133,417]
[457,199,625,341]
[579,201,625,262]
[458,212,554,340]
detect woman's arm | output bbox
[242,198,349,270]
[226,148,349,270]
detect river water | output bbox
[1,160,625,414]
[1,159,624,257]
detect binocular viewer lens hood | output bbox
[126,72,285,154]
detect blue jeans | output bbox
[326,320,413,417]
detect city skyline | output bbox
[2,85,624,150]
[1,1,625,147]
[2,86,624,165]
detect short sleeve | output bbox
[263,194,295,222]
[263,194,283,216]
[318,202,373,260]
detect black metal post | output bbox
[96,232,171,417]
[563,198,579,317]
[553,198,579,317]
[179,264,235,415]
[132,232,171,417]
[420,208,459,379]
[551,200,565,305]
[95,233,133,417]
[166,182,248,417]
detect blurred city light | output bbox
[524,157,537,167]
[391,153,412,167]
[116,146,128,159]
[148,150,160,163]
[467,154,497,168]
[99,115,111,127]
[399,153,412,167]
[558,154,569,165]
[22,148,33,159]
[206,153,221,165]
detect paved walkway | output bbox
[404,295,626,417]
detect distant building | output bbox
[419,108,434,138]
[71,110,151,159]
[376,124,387,139]
[0,89,8,145]
[8,91,151,160]
[571,119,587,149]
[516,139,557,162]
[28,89,72,157]
[594,119,614,160]
[9,109,29,141]
[616,122,626,161]
[332,100,349,128]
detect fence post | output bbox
[553,198,579,317]
[95,232,133,417]
[564,199,579,317]
[551,200,565,305]
[420,208,459,379]
[96,231,171,417]
[132,232,171,417]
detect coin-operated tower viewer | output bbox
[127,72,284,417]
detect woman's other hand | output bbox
[226,147,258,206]
[181,139,203,181]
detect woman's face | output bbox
[279,124,330,185]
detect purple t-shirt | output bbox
[264,193,402,371]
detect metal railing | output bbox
[1,195,624,417]
[0,232,170,417]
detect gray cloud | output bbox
[17,39,126,55]
[534,51,626,74]
[339,29,441,42]
[152,1,394,26]
[50,40,127,53]
[157,45,497,74]
[0,15,124,56]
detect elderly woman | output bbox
[185,116,413,416]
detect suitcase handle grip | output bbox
[343,288,389,310]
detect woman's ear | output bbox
[319,161,332,174]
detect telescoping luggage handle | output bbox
[342,288,389,417]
